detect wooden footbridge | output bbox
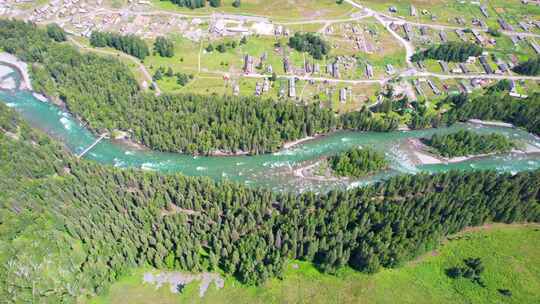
[77,133,108,159]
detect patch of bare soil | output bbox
[143,271,224,298]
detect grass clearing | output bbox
[86,268,181,304]
[85,224,540,304]
[150,0,358,22]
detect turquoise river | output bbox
[1,63,540,192]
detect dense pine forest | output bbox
[329,147,388,177]
[1,103,539,302]
[411,42,483,62]
[443,93,540,135]
[424,130,515,158]
[403,92,540,135]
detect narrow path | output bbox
[68,36,161,96]
[276,14,370,26]
[194,67,540,86]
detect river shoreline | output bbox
[407,138,540,165]
[0,53,32,90]
[283,135,317,149]
[2,58,540,192]
[293,159,344,182]
[209,149,249,156]
[467,119,515,128]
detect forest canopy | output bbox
[329,147,389,177]
[411,42,483,63]
[1,103,539,302]
[423,130,516,158]
[154,36,175,57]
[443,92,540,136]
[90,30,150,59]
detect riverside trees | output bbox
[424,130,515,158]
[329,147,388,177]
[444,93,540,135]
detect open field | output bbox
[85,224,540,304]
[150,0,359,21]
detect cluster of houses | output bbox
[10,0,200,40]
[27,0,91,22]
[388,1,539,34]
[273,25,291,37]
[244,52,273,74]
[434,53,515,76]
[413,77,495,97]
[329,23,376,54]
[254,78,270,96]
[0,0,18,16]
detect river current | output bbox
[1,63,540,192]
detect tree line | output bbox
[443,92,540,136]
[402,91,540,136]
[329,147,388,177]
[90,30,150,59]
[164,0,221,9]
[1,103,539,302]
[288,32,330,60]
[423,130,515,158]
[411,42,483,63]
[154,36,175,57]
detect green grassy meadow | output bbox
[85,224,540,304]
[150,0,358,21]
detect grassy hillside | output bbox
[88,224,540,304]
